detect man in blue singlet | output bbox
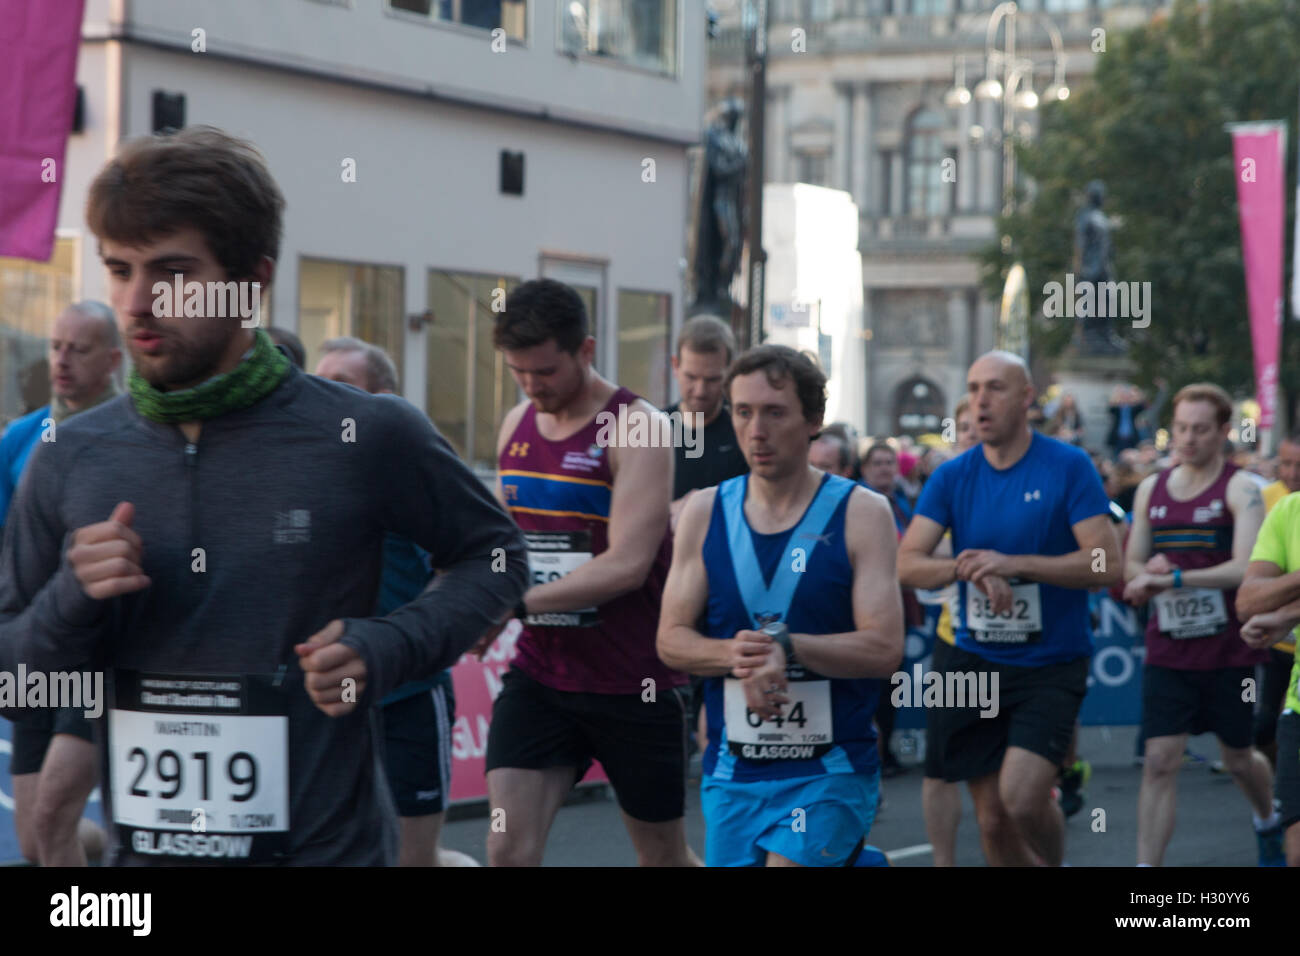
[898,350,1121,866]
[657,344,904,867]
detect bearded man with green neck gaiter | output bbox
[0,126,529,867]
[1,301,120,867]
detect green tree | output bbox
[978,0,1300,425]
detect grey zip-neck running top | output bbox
[0,365,528,865]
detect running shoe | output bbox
[1058,759,1091,818]
[1257,822,1286,867]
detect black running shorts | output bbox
[485,668,688,823]
[929,645,1088,783]
[379,674,456,817]
[1141,664,1255,749]
[1276,711,1300,828]
[9,708,95,776]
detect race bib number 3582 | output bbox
[966,582,1043,644]
[109,671,289,864]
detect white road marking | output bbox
[885,842,933,862]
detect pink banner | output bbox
[0,0,85,261]
[1230,123,1287,431]
[448,620,606,803]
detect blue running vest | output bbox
[701,473,881,782]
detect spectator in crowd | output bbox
[268,326,306,369]
[1108,384,1146,457]
[820,421,862,481]
[809,431,854,478]
[1047,392,1085,445]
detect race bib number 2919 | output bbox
[109,671,289,864]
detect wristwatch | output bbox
[761,620,795,663]
[1172,567,1182,589]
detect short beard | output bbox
[133,344,223,392]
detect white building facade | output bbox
[708,0,1163,438]
[1,0,706,471]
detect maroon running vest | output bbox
[1144,461,1264,670]
[498,386,684,694]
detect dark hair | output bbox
[723,344,826,424]
[494,278,588,354]
[813,433,851,472]
[267,326,305,369]
[87,126,284,281]
[819,422,861,476]
[676,314,736,363]
[864,441,896,466]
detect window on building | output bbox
[389,0,527,40]
[796,150,829,186]
[617,290,671,407]
[298,257,404,386]
[559,0,678,75]
[910,0,946,13]
[809,0,835,20]
[426,270,520,469]
[905,107,947,216]
[0,237,78,424]
[878,149,894,213]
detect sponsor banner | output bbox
[0,0,86,260]
[1229,121,1287,430]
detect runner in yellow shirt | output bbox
[1237,490,1300,866]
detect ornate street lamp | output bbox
[945,2,1068,219]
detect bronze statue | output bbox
[1073,180,1124,354]
[690,98,748,314]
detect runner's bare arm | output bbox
[494,400,530,510]
[523,399,672,613]
[1123,474,1159,583]
[898,514,957,590]
[786,488,904,680]
[1170,471,1264,590]
[982,512,1120,589]
[657,489,767,676]
[1237,560,1300,620]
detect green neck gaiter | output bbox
[129,328,290,424]
[50,380,121,424]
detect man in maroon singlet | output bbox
[1123,383,1280,866]
[476,278,699,867]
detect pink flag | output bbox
[1230,122,1287,431]
[0,0,86,262]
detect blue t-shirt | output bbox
[375,532,450,705]
[701,473,880,782]
[914,432,1110,666]
[0,405,50,527]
